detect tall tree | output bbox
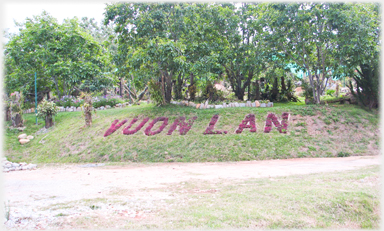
[4,11,106,99]
[331,3,380,109]
[263,3,341,104]
[104,3,190,103]
[205,3,267,100]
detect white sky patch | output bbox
[3,2,108,34]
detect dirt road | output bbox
[3,155,381,229]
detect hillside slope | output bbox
[4,104,380,163]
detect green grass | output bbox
[53,165,379,229]
[155,165,380,229]
[4,103,379,163]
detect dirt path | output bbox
[3,155,381,229]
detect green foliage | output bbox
[79,92,96,127]
[4,11,109,99]
[148,80,165,106]
[188,85,197,101]
[202,81,224,102]
[348,62,379,110]
[326,89,335,96]
[36,99,58,119]
[92,98,124,108]
[9,92,24,114]
[55,97,84,108]
[337,151,350,157]
[301,81,314,103]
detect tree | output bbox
[205,3,267,100]
[37,99,58,128]
[4,11,106,100]
[263,3,342,104]
[331,3,380,109]
[105,3,192,103]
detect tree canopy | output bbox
[4,3,380,107]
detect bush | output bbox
[148,79,165,106]
[202,81,224,102]
[326,89,335,96]
[55,95,82,108]
[337,151,350,157]
[188,85,196,101]
[93,98,124,108]
[37,99,58,128]
[37,99,58,119]
[22,100,35,110]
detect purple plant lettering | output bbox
[167,116,198,135]
[144,117,169,136]
[203,114,226,135]
[123,117,150,135]
[235,114,256,134]
[104,119,128,137]
[264,113,289,133]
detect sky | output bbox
[2,1,109,35]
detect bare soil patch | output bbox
[3,155,380,229]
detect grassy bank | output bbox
[4,103,379,163]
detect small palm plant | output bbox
[37,99,58,128]
[79,92,96,127]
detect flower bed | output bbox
[167,116,198,135]
[144,117,169,136]
[103,119,128,137]
[235,114,256,134]
[203,114,227,135]
[123,117,150,135]
[104,113,289,137]
[264,113,289,133]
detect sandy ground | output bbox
[3,155,381,229]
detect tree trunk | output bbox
[12,113,23,127]
[164,71,173,103]
[235,85,244,101]
[45,116,53,128]
[5,106,11,121]
[335,84,339,97]
[281,76,286,93]
[255,80,260,100]
[119,77,123,97]
[52,76,61,99]
[85,111,92,127]
[190,73,194,86]
[174,73,183,100]
[271,77,279,101]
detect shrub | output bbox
[93,98,124,108]
[55,95,76,107]
[203,81,224,102]
[79,92,96,127]
[9,92,24,127]
[188,85,196,101]
[37,99,58,128]
[337,151,350,157]
[148,79,165,106]
[326,89,335,96]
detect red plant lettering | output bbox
[235,114,256,134]
[264,113,289,133]
[203,114,227,135]
[104,119,128,137]
[123,117,150,135]
[167,116,198,135]
[144,117,169,136]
